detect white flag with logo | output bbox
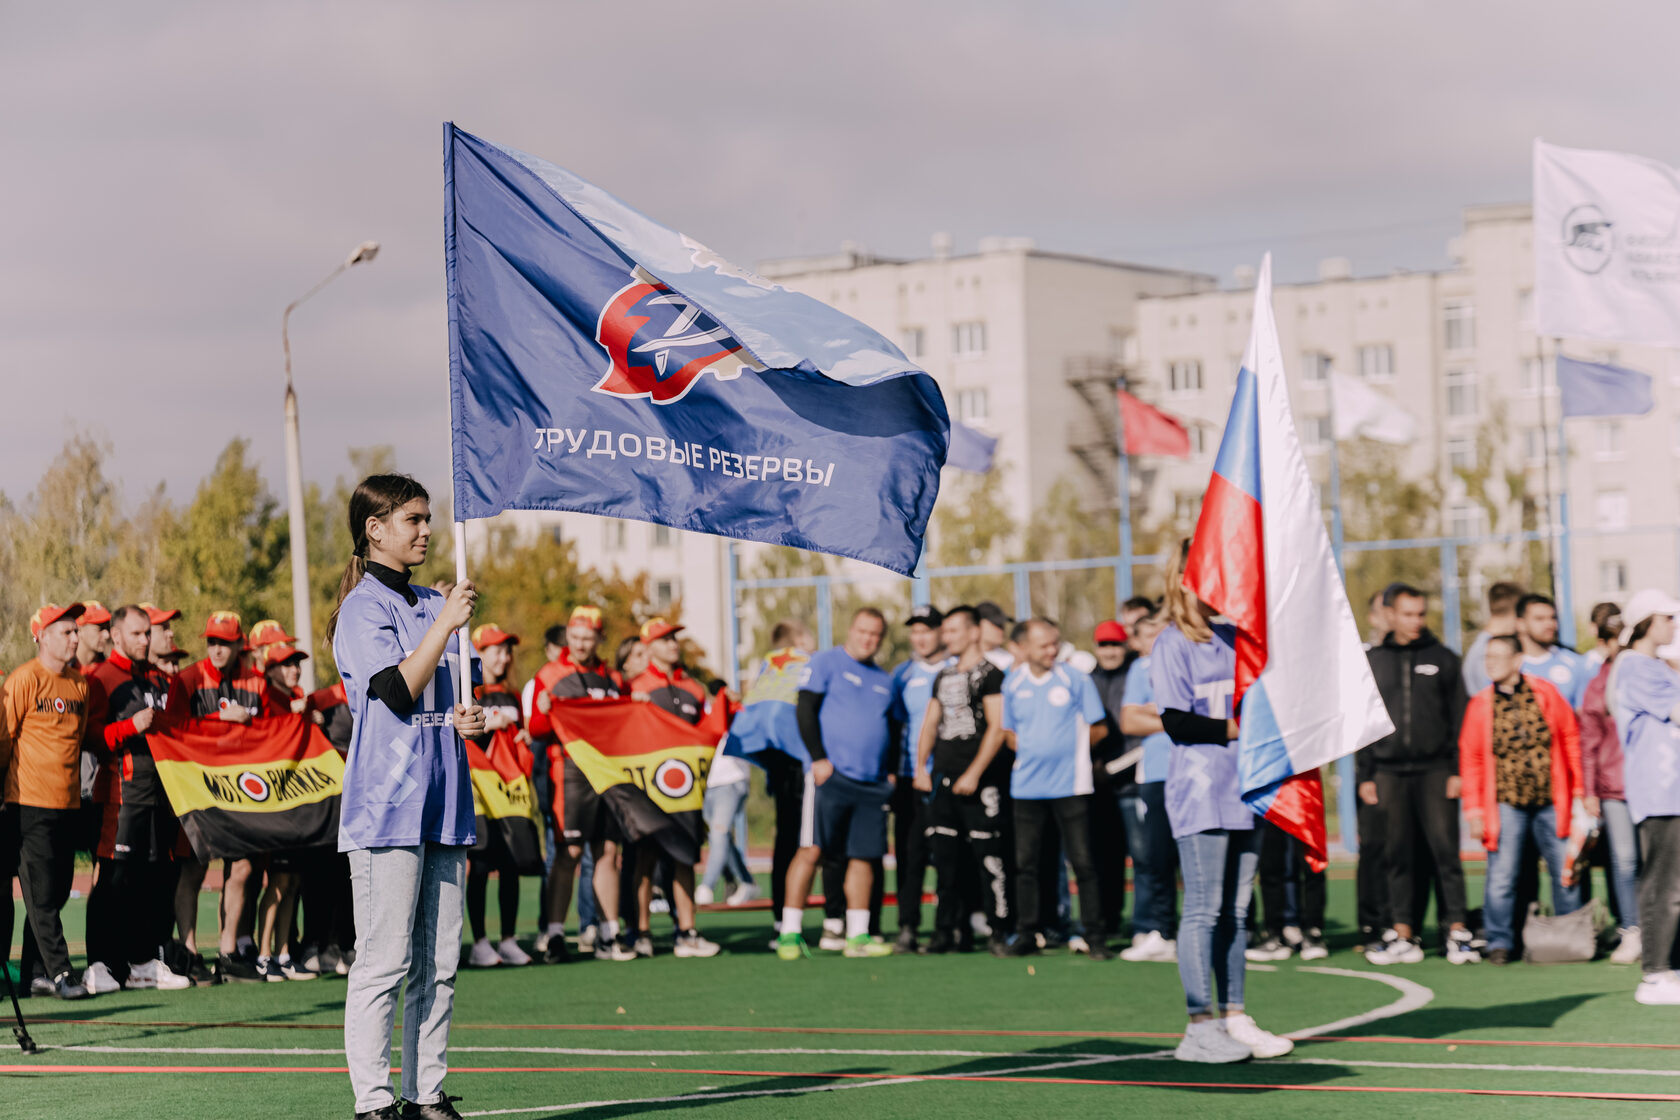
[1329,371,1416,445]
[1535,140,1680,347]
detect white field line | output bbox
[1285,966,1434,1038]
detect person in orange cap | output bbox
[76,602,113,672]
[463,624,537,969]
[137,603,182,664]
[246,619,298,669]
[253,642,315,981]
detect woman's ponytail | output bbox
[323,473,430,644]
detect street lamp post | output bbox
[281,240,379,693]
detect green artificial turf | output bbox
[3,866,1676,1120]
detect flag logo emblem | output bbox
[593,266,764,404]
[53,698,65,714]
[653,758,696,800]
[237,772,271,802]
[1561,204,1614,274]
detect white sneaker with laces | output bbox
[83,961,122,994]
[1281,925,1304,949]
[496,937,532,966]
[1066,934,1090,955]
[533,930,552,954]
[1366,931,1424,965]
[1121,931,1177,962]
[818,919,846,952]
[634,935,655,958]
[1635,970,1680,1005]
[596,939,638,962]
[278,956,317,982]
[1174,1020,1252,1064]
[126,960,158,990]
[1445,930,1481,965]
[727,881,762,906]
[694,884,715,906]
[1222,1014,1294,1058]
[154,957,193,990]
[467,938,502,968]
[578,925,597,952]
[674,930,721,958]
[1611,927,1643,965]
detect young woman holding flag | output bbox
[327,474,485,1120]
[1151,539,1292,1065]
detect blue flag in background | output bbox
[1556,355,1654,418]
[947,422,997,473]
[444,124,949,574]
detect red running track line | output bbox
[2,1062,1676,1102]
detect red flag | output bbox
[1118,389,1191,457]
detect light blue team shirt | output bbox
[1120,652,1174,784]
[1001,662,1106,800]
[890,655,949,779]
[1524,647,1590,710]
[1612,651,1680,823]
[798,647,895,783]
[1150,622,1254,839]
[333,574,477,851]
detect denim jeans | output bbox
[345,844,467,1112]
[1120,783,1179,938]
[577,844,599,930]
[700,778,753,892]
[1600,798,1641,928]
[1174,827,1260,1017]
[1483,803,1580,952]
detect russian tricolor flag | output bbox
[1184,255,1394,868]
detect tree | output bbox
[924,467,1018,610]
[1021,476,1122,637]
[1336,440,1445,635]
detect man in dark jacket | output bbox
[1087,619,1135,941]
[1359,584,1477,965]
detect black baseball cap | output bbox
[975,601,1012,629]
[907,606,944,629]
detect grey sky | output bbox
[6,1,1680,507]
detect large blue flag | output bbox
[444,124,949,574]
[1556,354,1654,418]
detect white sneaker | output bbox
[125,960,158,990]
[153,957,192,990]
[634,935,654,958]
[1611,927,1643,965]
[1445,929,1481,965]
[1281,925,1304,949]
[278,956,317,981]
[1635,970,1680,1005]
[818,919,846,952]
[694,884,715,906]
[1222,1014,1294,1058]
[467,938,502,968]
[674,930,721,958]
[1066,934,1090,955]
[1366,931,1424,965]
[83,961,122,994]
[577,925,597,952]
[970,911,992,939]
[1121,931,1177,962]
[727,881,762,906]
[534,930,552,954]
[1174,1019,1252,1064]
[497,937,532,966]
[596,939,638,962]
[649,895,671,915]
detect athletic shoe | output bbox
[1005,934,1041,957]
[301,946,324,974]
[674,930,721,958]
[53,972,90,1001]
[1121,931,1177,963]
[843,933,893,958]
[1174,1020,1252,1064]
[126,959,158,990]
[533,930,551,955]
[1087,939,1116,962]
[1245,935,1293,962]
[726,881,762,906]
[1299,930,1330,962]
[401,1093,465,1119]
[988,935,1013,958]
[543,936,573,964]
[155,956,194,990]
[1611,927,1643,965]
[969,912,993,939]
[258,957,287,983]
[1445,929,1481,965]
[577,925,597,953]
[1484,948,1510,966]
[83,961,123,994]
[1634,970,1680,1005]
[466,939,502,968]
[1040,929,1068,951]
[355,1105,404,1120]
[333,948,353,976]
[775,932,811,961]
[818,919,846,952]
[1280,925,1304,950]
[894,927,920,955]
[278,956,318,981]
[30,974,55,998]
[189,953,214,984]
[1365,931,1423,965]
[496,938,532,966]
[924,929,955,955]
[1066,934,1091,955]
[649,893,671,916]
[1222,1014,1294,1058]
[694,884,715,906]
[595,939,638,962]
[215,952,262,984]
[633,935,654,958]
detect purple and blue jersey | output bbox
[1150,622,1253,838]
[1613,651,1680,824]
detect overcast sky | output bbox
[7,1,1680,508]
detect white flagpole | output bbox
[454,522,473,709]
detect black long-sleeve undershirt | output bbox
[796,690,828,762]
[1161,708,1230,746]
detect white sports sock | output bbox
[546,922,565,937]
[781,907,804,935]
[845,909,869,939]
[601,919,620,942]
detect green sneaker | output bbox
[775,932,810,961]
[843,933,894,958]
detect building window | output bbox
[956,388,989,423]
[1523,427,1556,466]
[951,321,987,356]
[1300,352,1329,384]
[604,520,626,551]
[900,327,925,358]
[1519,356,1555,396]
[1357,344,1394,381]
[1303,415,1333,450]
[1600,559,1629,595]
[1448,435,1476,472]
[1188,426,1206,454]
[1443,301,1475,352]
[652,524,672,548]
[1168,359,1203,394]
[1596,490,1630,531]
[1595,419,1624,461]
[1445,368,1479,418]
[654,579,677,611]
[1447,502,1486,539]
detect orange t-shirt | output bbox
[3,658,91,809]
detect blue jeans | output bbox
[1121,782,1179,937]
[1483,803,1580,952]
[1601,798,1641,927]
[577,844,599,930]
[700,779,753,892]
[1174,828,1260,1017]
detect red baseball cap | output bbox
[263,643,308,666]
[202,610,245,642]
[640,618,684,643]
[1092,620,1128,645]
[567,605,605,631]
[30,602,85,640]
[138,602,182,626]
[471,624,520,651]
[79,600,113,626]
[247,619,298,649]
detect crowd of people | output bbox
[4,524,1679,1067]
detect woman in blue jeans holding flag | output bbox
[329,474,486,1120]
[1151,539,1292,1065]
